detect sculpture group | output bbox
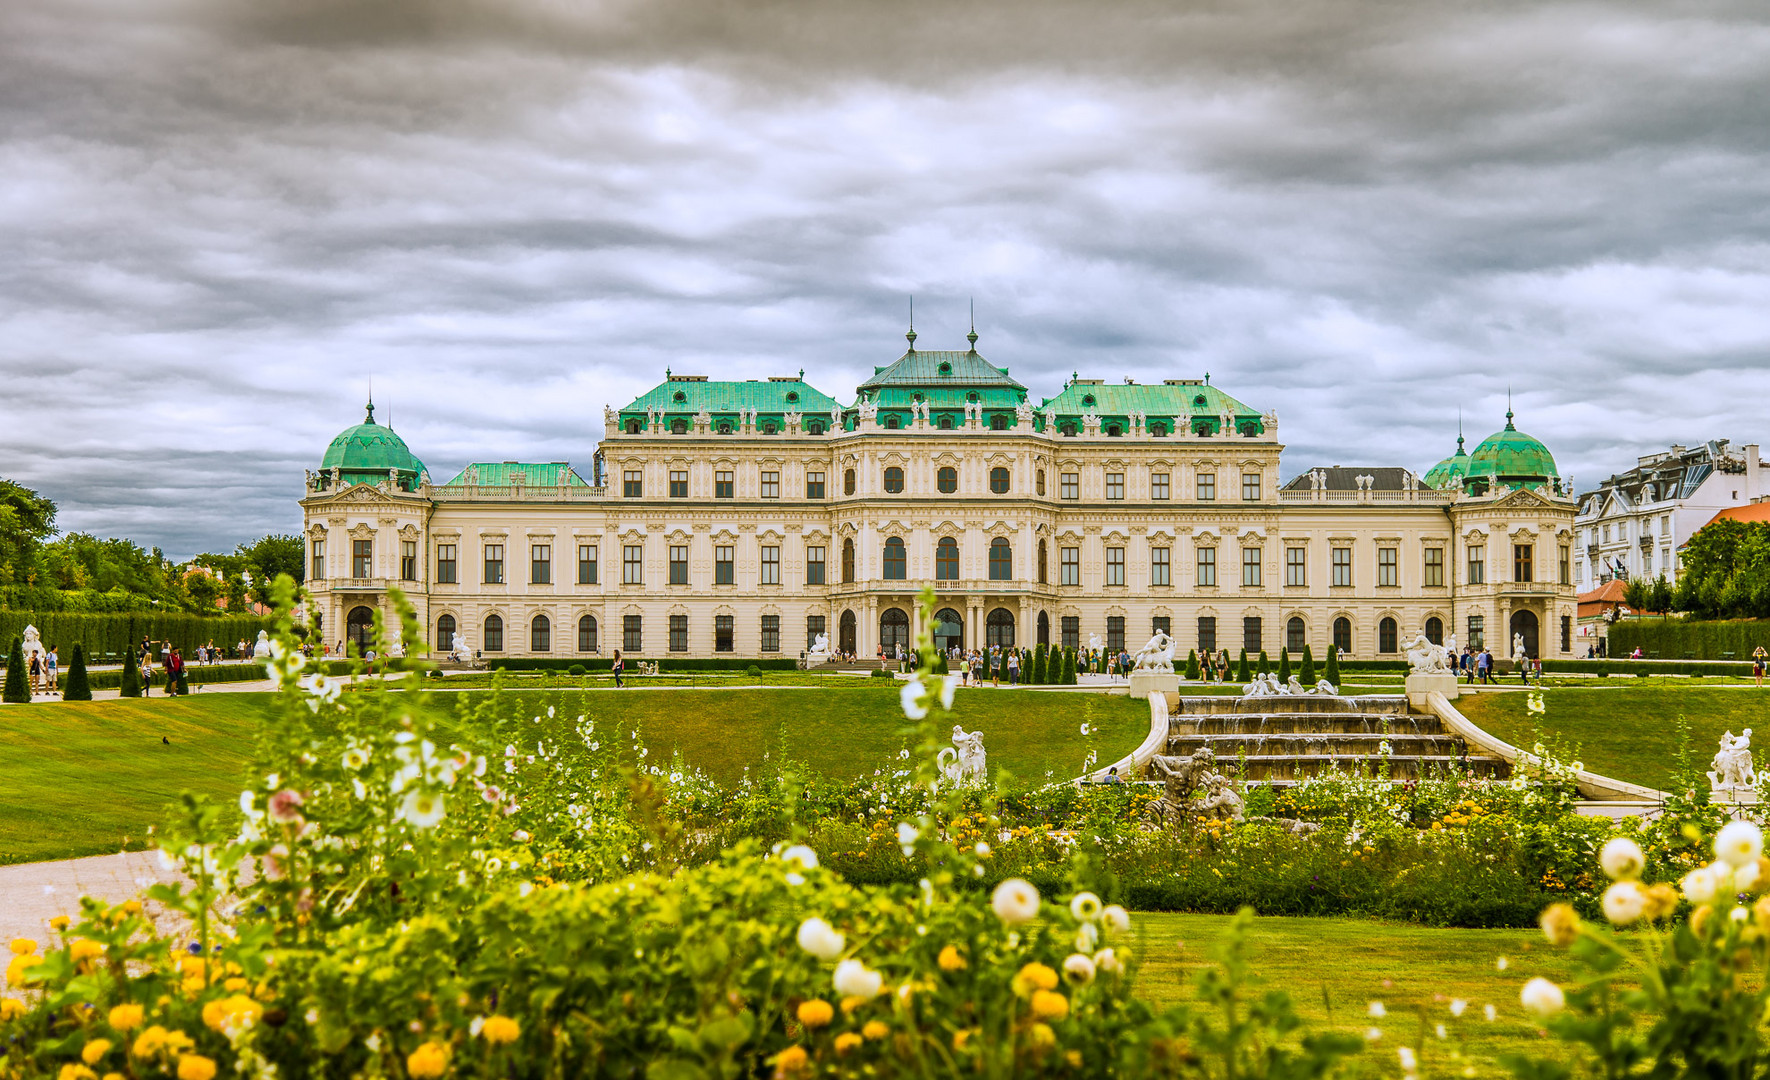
[937,725,988,785]
[804,632,831,667]
[1710,729,1757,792]
[1130,630,1176,673]
[1242,672,1337,697]
[1404,632,1451,676]
[1143,748,1317,834]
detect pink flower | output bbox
[264,844,289,881]
[481,785,503,805]
[267,789,305,824]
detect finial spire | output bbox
[906,297,916,350]
[1457,407,1464,452]
[967,298,978,350]
[365,378,375,424]
[1505,387,1515,430]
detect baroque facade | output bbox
[1573,440,1764,589]
[300,332,1580,663]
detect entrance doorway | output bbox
[1509,609,1539,658]
[346,606,376,655]
[839,609,857,654]
[933,607,964,654]
[880,608,910,655]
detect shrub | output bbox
[62,643,91,701]
[119,645,141,698]
[1236,648,1251,682]
[2,637,26,703]
[1300,644,1316,684]
[869,668,893,678]
[1258,650,1270,676]
[1278,648,1291,683]
[1033,642,1048,684]
[746,664,764,680]
[567,664,586,676]
[1184,648,1200,680]
[1062,647,1076,684]
[1324,644,1341,686]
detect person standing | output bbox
[1755,646,1767,688]
[140,647,155,697]
[612,649,624,689]
[46,646,58,694]
[1007,650,1020,685]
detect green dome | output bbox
[318,403,426,491]
[1421,434,1470,490]
[1463,411,1557,493]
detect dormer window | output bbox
[1061,423,1077,437]
[938,362,952,375]
[1082,394,1096,406]
[670,418,687,435]
[966,391,980,402]
[807,420,825,435]
[717,421,733,435]
[672,391,687,403]
[786,391,799,403]
[938,415,954,430]
[1194,394,1207,406]
[885,414,900,429]
[1106,424,1122,436]
[1149,422,1167,437]
[625,418,642,434]
[763,421,777,434]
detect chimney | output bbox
[1747,444,1762,500]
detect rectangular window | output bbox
[1106,616,1125,652]
[715,615,734,653]
[530,544,551,585]
[1513,543,1533,583]
[352,539,372,579]
[1105,472,1125,501]
[1105,546,1125,586]
[715,545,735,585]
[760,471,780,499]
[806,472,826,499]
[400,541,417,581]
[1467,614,1485,651]
[1197,616,1217,655]
[1242,546,1262,587]
[623,615,642,653]
[1331,547,1351,587]
[1151,472,1170,500]
[1559,546,1570,585]
[1060,546,1080,586]
[1061,616,1080,651]
[1285,546,1306,587]
[669,614,688,652]
[1661,516,1670,536]
[669,545,689,585]
[310,539,326,580]
[715,471,734,499]
[669,470,688,498]
[1424,547,1444,587]
[806,545,826,585]
[483,544,504,585]
[761,615,780,652]
[1197,470,1216,501]
[623,470,643,498]
[1197,547,1217,587]
[1468,545,1486,584]
[807,615,826,651]
[1242,472,1261,501]
[435,543,455,584]
[577,544,597,585]
[1243,616,1261,653]
[1061,472,1079,500]
[1560,615,1572,652]
[622,544,643,585]
[1152,615,1171,638]
[760,545,780,584]
[1377,547,1398,587]
[1151,547,1171,586]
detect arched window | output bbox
[1379,617,1398,654]
[531,614,551,652]
[839,610,857,653]
[844,469,856,495]
[990,467,1010,494]
[1425,616,1444,645]
[842,539,855,583]
[1037,540,1048,583]
[989,538,1012,581]
[933,608,963,652]
[346,606,375,654]
[434,613,456,652]
[1333,617,1351,654]
[484,614,504,652]
[1194,420,1213,436]
[884,537,907,580]
[670,417,687,434]
[578,615,598,653]
[1036,469,1046,495]
[936,537,959,580]
[880,608,910,653]
[1286,616,1305,653]
[884,467,904,493]
[987,608,1015,648]
[625,418,642,434]
[1037,611,1050,645]
[938,414,954,430]
[938,467,958,493]
[807,419,825,435]
[885,414,900,429]
[762,421,776,434]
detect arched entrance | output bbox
[346,606,376,655]
[1509,609,1539,658]
[1037,611,1050,646]
[986,607,1015,648]
[879,608,910,655]
[933,608,964,654]
[838,609,857,654]
[1425,616,1444,645]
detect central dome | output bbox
[318,403,426,491]
[1464,411,1557,493]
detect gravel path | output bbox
[0,851,189,946]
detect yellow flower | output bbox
[862,1020,889,1041]
[796,999,833,1029]
[108,1004,144,1031]
[839,995,867,1015]
[1066,1050,1084,1067]
[82,1039,114,1065]
[482,1015,520,1045]
[58,1065,97,1080]
[406,1041,450,1079]
[1013,962,1059,996]
[6,953,43,988]
[952,1028,973,1051]
[1031,989,1070,1020]
[70,940,106,965]
[1644,883,1680,922]
[1538,903,1579,947]
[8,939,35,956]
[223,978,249,992]
[202,994,264,1032]
[176,1055,216,1080]
[49,916,71,931]
[104,1074,124,1080]
[834,1032,864,1055]
[0,998,26,1021]
[1027,1022,1057,1048]
[937,945,967,972]
[772,1044,810,1077]
[120,901,142,916]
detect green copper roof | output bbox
[1421,435,1471,490]
[618,375,843,420]
[857,346,1027,395]
[439,462,588,487]
[319,403,426,487]
[1464,411,1558,492]
[1040,379,1263,435]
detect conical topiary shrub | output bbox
[1034,643,1048,684]
[119,647,141,698]
[1301,644,1317,685]
[63,644,92,701]
[1062,648,1076,684]
[1236,648,1251,682]
[980,650,993,681]
[3,639,28,704]
[1278,648,1292,683]
[1185,648,1200,680]
[1325,644,1341,686]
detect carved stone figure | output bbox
[1015,401,1033,425]
[937,726,988,785]
[1446,633,1458,655]
[451,632,472,664]
[1710,729,1756,791]
[1308,678,1339,696]
[20,625,45,660]
[1197,771,1246,822]
[1146,748,1214,825]
[252,630,272,659]
[859,400,879,423]
[604,405,618,429]
[1286,675,1306,695]
[805,632,831,667]
[1131,630,1176,673]
[1088,634,1102,651]
[1405,632,1451,675]
[1173,413,1189,437]
[1513,632,1527,663]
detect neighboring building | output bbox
[1574,441,1765,590]
[300,330,1579,664]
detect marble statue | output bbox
[1307,678,1339,696]
[1131,630,1176,673]
[1242,672,1283,697]
[1197,771,1245,822]
[784,409,801,431]
[252,630,272,659]
[450,632,472,664]
[20,624,45,661]
[829,405,841,429]
[1172,413,1188,437]
[1710,729,1756,791]
[1513,633,1527,663]
[859,400,879,423]
[1286,675,1306,695]
[1145,748,1214,826]
[937,726,987,785]
[805,632,831,666]
[603,405,618,430]
[1219,407,1236,435]
[1404,632,1451,675]
[1088,634,1102,651]
[1446,633,1458,655]
[1015,401,1033,426]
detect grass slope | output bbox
[1457,687,1769,791]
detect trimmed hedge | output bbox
[1609,618,1770,661]
[84,663,270,691]
[487,657,801,673]
[0,611,270,661]
[1539,658,1752,677]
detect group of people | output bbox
[1448,645,1538,684]
[24,645,59,694]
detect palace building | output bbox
[300,329,1579,664]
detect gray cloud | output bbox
[2,0,1769,556]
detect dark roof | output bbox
[1280,467,1416,493]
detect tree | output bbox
[1185,648,1200,680]
[1236,648,1251,682]
[1258,650,1270,676]
[1278,648,1291,683]
[1622,576,1650,615]
[3,638,28,703]
[1325,644,1342,686]
[63,643,91,701]
[239,534,305,606]
[119,646,141,698]
[980,649,992,680]
[1061,648,1076,685]
[0,479,57,585]
[1649,574,1674,618]
[1301,644,1317,684]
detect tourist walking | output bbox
[140,648,154,696]
[46,646,58,693]
[612,649,625,688]
[1755,646,1767,687]
[1007,651,1020,685]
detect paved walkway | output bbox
[0,851,189,946]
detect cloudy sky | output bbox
[3,0,1769,558]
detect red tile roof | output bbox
[1704,503,1770,528]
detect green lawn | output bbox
[1457,687,1769,791]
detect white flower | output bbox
[1062,953,1096,985]
[1080,723,1091,735]
[1494,956,1508,971]
[1101,905,1131,933]
[469,1016,484,1037]
[1367,1001,1388,1019]
[399,789,446,829]
[785,873,805,887]
[1435,1024,1446,1039]
[1070,892,1103,921]
[1365,1028,1382,1042]
[1732,905,1751,923]
[547,705,555,718]
[782,845,820,870]
[991,878,1041,924]
[1682,865,1720,904]
[1602,881,1647,925]
[1709,860,1738,894]
[1449,999,1468,1018]
[897,823,920,855]
[1484,1004,1497,1022]
[1717,820,1764,868]
[1520,978,1565,1017]
[974,841,991,857]
[1599,837,1644,880]
[833,958,883,999]
[1526,692,1545,714]
[796,917,845,961]
[1073,923,1099,952]
[1738,860,1761,892]
[900,678,929,720]
[1093,947,1122,974]
[512,830,531,843]
[939,675,960,709]
[1398,1047,1417,1072]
